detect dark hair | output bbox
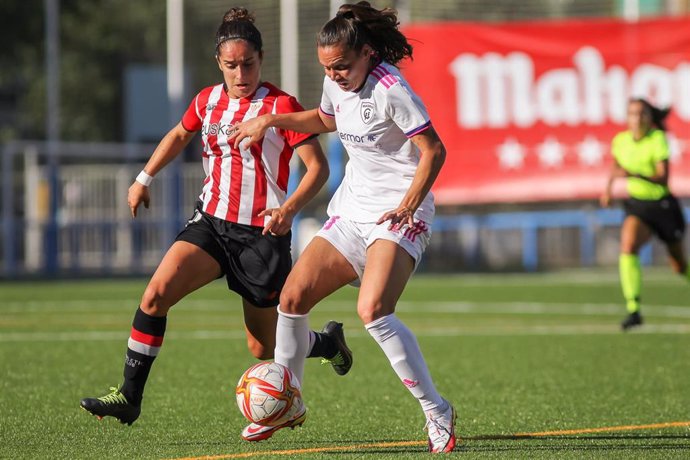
[630,98,671,131]
[317,1,412,65]
[215,7,262,54]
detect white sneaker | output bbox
[424,400,457,453]
[241,408,307,442]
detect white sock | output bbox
[365,313,446,415]
[274,307,310,386]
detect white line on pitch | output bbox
[1,323,690,343]
[3,299,690,318]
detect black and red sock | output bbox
[120,308,166,405]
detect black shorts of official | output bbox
[623,195,686,244]
[174,206,292,308]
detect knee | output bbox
[140,283,171,316]
[278,285,308,315]
[357,300,384,325]
[247,339,274,360]
[619,246,638,255]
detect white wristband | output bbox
[136,170,154,187]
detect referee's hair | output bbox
[317,1,413,66]
[631,98,671,131]
[215,7,263,55]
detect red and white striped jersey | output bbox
[181,82,312,227]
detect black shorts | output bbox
[623,195,686,244]
[175,206,292,308]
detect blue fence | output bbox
[2,140,688,277]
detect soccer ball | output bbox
[235,362,303,426]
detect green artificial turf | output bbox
[1,269,689,459]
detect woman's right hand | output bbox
[128,182,150,218]
[229,114,272,149]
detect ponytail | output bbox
[317,1,412,65]
[631,98,671,131]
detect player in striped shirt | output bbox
[231,2,456,453]
[80,8,352,429]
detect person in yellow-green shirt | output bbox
[601,98,688,331]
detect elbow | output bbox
[434,144,447,170]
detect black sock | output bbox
[120,307,166,405]
[306,331,338,359]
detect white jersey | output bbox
[319,61,435,223]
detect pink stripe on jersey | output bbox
[404,120,431,138]
[370,66,398,89]
[319,106,335,118]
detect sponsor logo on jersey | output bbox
[360,101,375,124]
[201,122,237,136]
[206,103,217,111]
[339,131,378,144]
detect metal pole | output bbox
[2,144,16,276]
[45,0,60,275]
[395,0,411,24]
[280,0,299,99]
[167,0,184,123]
[623,0,640,21]
[281,0,302,257]
[165,0,184,248]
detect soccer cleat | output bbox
[425,400,457,454]
[241,407,307,442]
[621,311,643,331]
[80,387,141,426]
[319,321,353,376]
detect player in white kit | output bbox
[231,1,456,453]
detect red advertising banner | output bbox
[401,17,690,204]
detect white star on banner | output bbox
[577,135,606,166]
[537,136,565,168]
[497,137,526,170]
[667,133,684,163]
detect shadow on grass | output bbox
[466,433,690,441]
[166,433,690,457]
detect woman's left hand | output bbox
[377,205,415,231]
[259,207,294,236]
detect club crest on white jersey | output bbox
[360,101,375,124]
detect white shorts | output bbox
[315,215,432,286]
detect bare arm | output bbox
[377,126,446,229]
[259,137,329,235]
[230,109,337,149]
[600,159,669,207]
[600,159,626,208]
[128,122,196,217]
